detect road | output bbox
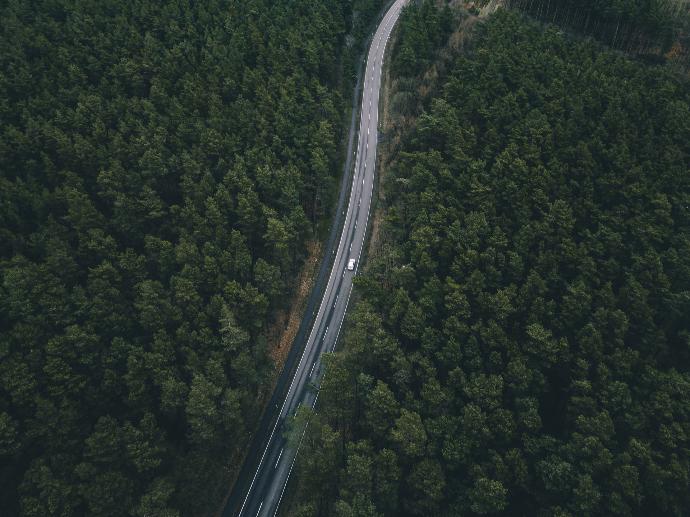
[224,2,407,515]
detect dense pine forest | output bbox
[503,0,687,54]
[291,4,690,516]
[0,0,387,515]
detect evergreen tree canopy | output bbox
[295,5,690,516]
[0,0,387,514]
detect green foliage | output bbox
[294,6,690,517]
[501,0,688,53]
[392,0,454,76]
[0,0,386,515]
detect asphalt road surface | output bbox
[226,2,408,515]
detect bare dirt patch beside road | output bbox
[267,239,322,368]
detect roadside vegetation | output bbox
[0,0,387,515]
[291,2,690,516]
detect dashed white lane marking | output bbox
[271,3,406,515]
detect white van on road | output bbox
[347,258,356,271]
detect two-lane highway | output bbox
[226,2,408,515]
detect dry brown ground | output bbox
[266,239,323,368]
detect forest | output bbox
[291,3,690,516]
[500,0,688,54]
[0,0,386,515]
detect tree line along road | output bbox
[223,1,409,515]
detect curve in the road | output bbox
[225,2,408,516]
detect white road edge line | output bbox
[247,3,406,516]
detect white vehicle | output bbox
[347,258,356,271]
